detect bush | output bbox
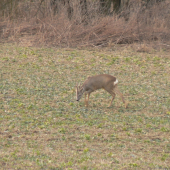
[0,0,170,47]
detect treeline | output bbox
[0,0,170,47]
[0,0,166,20]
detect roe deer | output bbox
[76,74,127,108]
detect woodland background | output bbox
[0,0,170,48]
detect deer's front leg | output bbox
[86,93,91,107]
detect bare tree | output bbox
[50,0,73,19]
[99,0,121,14]
[80,0,88,22]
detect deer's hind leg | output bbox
[109,91,116,107]
[114,85,127,108]
[104,87,116,107]
[84,93,87,106]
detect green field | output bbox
[0,44,170,169]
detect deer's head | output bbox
[76,84,84,101]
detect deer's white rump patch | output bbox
[114,79,118,85]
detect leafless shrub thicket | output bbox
[0,0,170,47]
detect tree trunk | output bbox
[80,0,88,23]
[99,0,121,15]
[50,0,73,19]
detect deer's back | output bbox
[84,74,116,90]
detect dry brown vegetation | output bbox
[0,0,170,48]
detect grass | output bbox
[0,43,170,169]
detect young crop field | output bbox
[0,43,170,169]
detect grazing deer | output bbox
[76,74,127,108]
